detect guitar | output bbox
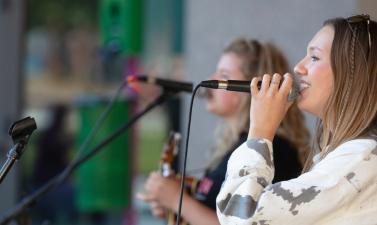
[160,131,199,225]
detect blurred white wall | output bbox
[183,0,377,172]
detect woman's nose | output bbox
[293,58,307,76]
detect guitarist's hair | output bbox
[208,38,310,170]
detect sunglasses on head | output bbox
[347,14,371,51]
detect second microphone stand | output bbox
[0,90,179,225]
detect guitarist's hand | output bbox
[136,192,166,219]
[149,201,166,219]
[137,171,186,212]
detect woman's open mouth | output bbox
[299,81,310,94]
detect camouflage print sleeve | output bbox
[216,138,377,225]
[216,138,274,223]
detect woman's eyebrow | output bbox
[309,46,323,52]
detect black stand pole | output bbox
[0,91,177,225]
[0,143,23,184]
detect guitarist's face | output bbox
[206,53,246,119]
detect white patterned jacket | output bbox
[216,138,377,225]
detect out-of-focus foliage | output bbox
[27,0,98,30]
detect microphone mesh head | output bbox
[288,74,301,101]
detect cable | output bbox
[175,84,201,225]
[54,80,127,184]
[73,80,127,164]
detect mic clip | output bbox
[0,117,37,184]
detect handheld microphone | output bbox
[200,76,300,101]
[127,75,193,93]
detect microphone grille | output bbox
[288,74,301,101]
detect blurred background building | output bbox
[0,0,376,224]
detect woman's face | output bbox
[294,25,335,118]
[206,53,246,119]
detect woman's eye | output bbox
[311,56,319,62]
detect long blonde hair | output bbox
[209,38,310,169]
[303,16,377,171]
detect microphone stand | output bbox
[0,90,179,225]
[0,143,24,184]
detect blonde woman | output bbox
[137,38,309,225]
[216,15,377,225]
